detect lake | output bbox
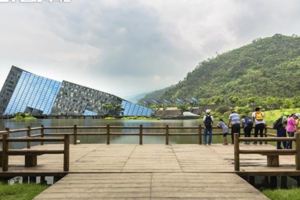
[0,119,225,148]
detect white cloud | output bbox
[0,0,299,98]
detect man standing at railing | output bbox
[203,109,214,145]
[273,114,287,149]
[252,107,266,145]
[228,109,241,144]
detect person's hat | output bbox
[205,109,211,114]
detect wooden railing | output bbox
[234,133,300,171]
[0,124,291,176]
[0,125,274,147]
[0,129,70,172]
[41,125,206,145]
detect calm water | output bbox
[0,119,224,148]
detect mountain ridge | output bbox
[140,34,300,109]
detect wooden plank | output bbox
[239,149,296,155]
[240,137,295,142]
[0,143,297,189]
[34,173,269,200]
[8,150,64,155]
[8,137,64,142]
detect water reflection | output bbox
[0,119,224,147]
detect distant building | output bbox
[0,66,153,117]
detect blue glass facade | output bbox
[83,110,98,116]
[121,100,153,117]
[4,71,61,115]
[1,66,153,117]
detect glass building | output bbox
[4,71,61,115]
[121,101,153,116]
[0,66,153,117]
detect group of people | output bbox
[202,107,299,148]
[273,113,299,149]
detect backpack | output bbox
[204,115,213,129]
[273,117,283,130]
[255,111,264,121]
[244,117,253,127]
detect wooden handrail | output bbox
[2,125,277,133]
[240,137,296,142]
[234,132,300,171]
[1,134,69,172]
[0,124,276,147]
[7,137,65,142]
[239,149,296,155]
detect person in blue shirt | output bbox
[228,110,241,144]
[241,115,253,144]
[217,119,229,145]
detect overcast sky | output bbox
[0,0,299,100]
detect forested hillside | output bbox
[141,34,300,111]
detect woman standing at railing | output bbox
[286,114,299,149]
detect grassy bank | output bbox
[0,183,47,200]
[264,108,300,124]
[12,113,37,121]
[263,188,300,200]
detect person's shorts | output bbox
[223,132,228,137]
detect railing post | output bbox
[106,124,110,145]
[64,134,70,172]
[295,132,300,170]
[5,128,10,149]
[234,133,240,171]
[165,125,169,145]
[2,133,8,172]
[41,125,44,145]
[27,126,31,149]
[139,125,143,145]
[264,126,268,144]
[73,125,77,145]
[198,125,202,145]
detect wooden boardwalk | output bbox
[4,144,296,174]
[2,143,294,199]
[35,173,268,199]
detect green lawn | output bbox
[263,188,300,200]
[264,108,300,125]
[0,183,47,200]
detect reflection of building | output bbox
[0,66,153,117]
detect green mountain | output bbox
[141,34,300,110]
